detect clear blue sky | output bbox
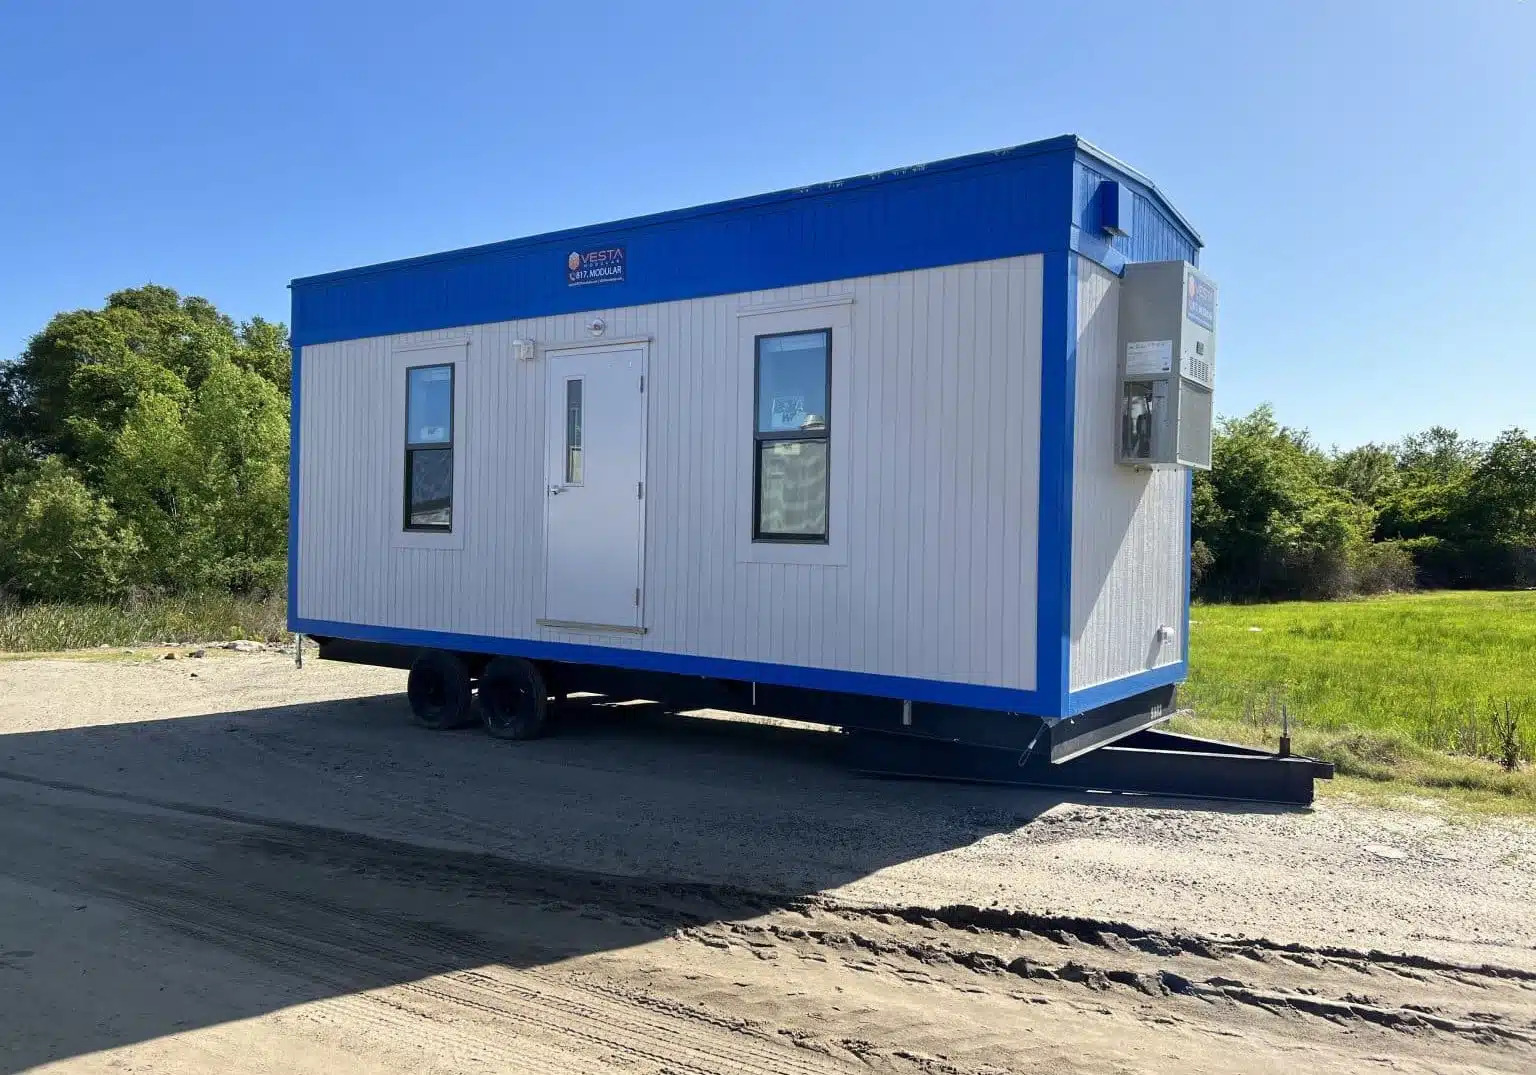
[2,1,1531,448]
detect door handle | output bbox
[547,484,567,496]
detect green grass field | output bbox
[1177,591,1536,808]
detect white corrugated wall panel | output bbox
[298,255,1042,690]
[1069,257,1187,691]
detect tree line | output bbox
[2,287,1532,605]
[0,287,289,602]
[1194,407,1536,599]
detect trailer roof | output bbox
[289,135,1201,347]
[293,135,1197,289]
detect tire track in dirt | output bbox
[681,908,1536,1049]
[815,900,1536,983]
[102,801,1536,1061]
[89,867,859,1075]
[25,765,1536,1057]
[6,765,1535,1073]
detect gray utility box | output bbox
[1116,260,1217,470]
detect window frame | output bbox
[751,327,832,544]
[402,362,456,533]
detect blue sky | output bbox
[2,0,1531,448]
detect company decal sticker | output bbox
[1186,274,1215,330]
[567,246,626,286]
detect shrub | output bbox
[1352,540,1417,595]
[1190,540,1215,589]
[0,457,144,603]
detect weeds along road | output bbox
[1,653,1533,1074]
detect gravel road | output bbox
[1,651,1533,1074]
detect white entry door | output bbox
[543,344,647,630]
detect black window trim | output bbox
[403,361,455,533]
[751,327,831,544]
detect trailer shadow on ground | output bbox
[0,690,1297,1073]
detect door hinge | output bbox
[634,587,641,606]
[639,374,645,392]
[637,481,644,499]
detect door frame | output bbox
[539,337,650,633]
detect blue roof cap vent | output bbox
[1098,180,1134,238]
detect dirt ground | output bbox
[1,652,1533,1074]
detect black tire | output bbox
[478,656,549,740]
[406,650,475,730]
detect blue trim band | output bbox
[294,136,1078,289]
[287,318,300,623]
[1068,225,1128,276]
[287,139,1200,351]
[292,618,1052,716]
[291,143,1073,348]
[1035,249,1077,717]
[1065,661,1188,717]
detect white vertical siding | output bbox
[298,255,1043,691]
[1069,257,1186,691]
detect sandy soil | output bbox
[1,651,1533,1074]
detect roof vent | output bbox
[1099,180,1134,238]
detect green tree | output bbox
[1330,442,1400,506]
[1397,426,1484,481]
[182,357,290,592]
[1194,405,1380,599]
[0,285,288,471]
[1460,429,1536,543]
[1,286,290,602]
[99,359,289,595]
[0,457,144,602]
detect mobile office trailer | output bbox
[290,134,1215,759]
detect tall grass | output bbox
[1180,591,1536,803]
[0,593,289,653]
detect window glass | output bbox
[406,365,453,446]
[404,363,454,532]
[406,447,453,529]
[565,378,583,484]
[757,441,828,539]
[756,331,829,433]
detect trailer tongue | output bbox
[846,727,1334,807]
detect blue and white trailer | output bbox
[289,135,1319,796]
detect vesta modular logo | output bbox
[1185,272,1215,330]
[567,246,626,286]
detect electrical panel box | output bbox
[1116,261,1217,470]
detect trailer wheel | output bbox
[478,656,549,740]
[406,651,475,730]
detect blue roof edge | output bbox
[290,134,1101,289]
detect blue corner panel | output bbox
[287,336,300,618]
[1035,249,1077,717]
